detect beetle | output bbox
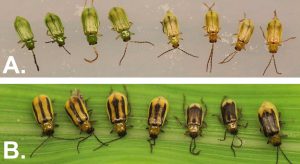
[147,96,169,153]
[258,101,292,164]
[31,95,81,158]
[64,89,107,153]
[203,3,220,73]
[260,10,296,76]
[14,16,39,71]
[174,95,207,155]
[214,96,248,157]
[44,12,71,55]
[219,13,254,64]
[109,7,154,65]
[81,0,101,63]
[158,10,198,59]
[94,86,132,151]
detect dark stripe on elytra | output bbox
[148,102,153,124]
[154,103,160,120]
[46,97,53,119]
[112,97,120,119]
[107,101,113,123]
[69,98,83,125]
[121,96,126,119]
[32,102,39,124]
[161,103,167,125]
[38,97,47,123]
[66,107,77,125]
[76,97,88,120]
[49,15,61,34]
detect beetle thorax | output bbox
[121,30,131,42]
[226,122,238,135]
[188,124,199,138]
[149,125,160,139]
[56,36,65,47]
[42,122,54,136]
[80,121,94,134]
[114,122,127,137]
[25,40,35,50]
[235,41,245,51]
[209,33,218,43]
[268,43,279,53]
[86,34,98,45]
[269,134,281,146]
[170,36,179,48]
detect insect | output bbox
[147,96,169,153]
[258,101,292,164]
[214,96,247,157]
[14,16,39,71]
[158,10,198,59]
[64,89,107,153]
[260,10,296,76]
[94,86,132,151]
[31,95,80,158]
[203,3,220,73]
[219,13,254,64]
[109,7,154,65]
[81,0,101,63]
[44,12,71,55]
[175,95,207,155]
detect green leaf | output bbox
[0,85,299,163]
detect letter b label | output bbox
[4,141,19,159]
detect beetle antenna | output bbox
[203,2,215,10]
[119,42,129,65]
[233,135,243,148]
[190,138,200,155]
[206,43,214,73]
[30,136,50,158]
[77,134,92,153]
[84,46,99,63]
[93,133,108,147]
[52,136,84,140]
[93,136,124,151]
[279,146,292,164]
[31,50,40,71]
[272,55,282,75]
[219,51,238,64]
[62,46,71,55]
[263,55,273,76]
[130,40,154,46]
[177,48,199,58]
[230,135,237,157]
[147,138,156,153]
[158,48,176,58]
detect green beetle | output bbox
[81,0,101,63]
[45,12,71,55]
[14,16,39,71]
[109,7,154,65]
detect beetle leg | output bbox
[202,121,208,128]
[219,130,227,141]
[110,128,114,134]
[17,40,23,44]
[21,44,26,48]
[174,116,186,128]
[115,35,121,40]
[97,33,103,37]
[259,26,267,41]
[281,37,296,43]
[212,114,222,124]
[160,21,165,33]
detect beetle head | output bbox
[149,125,160,139]
[268,43,279,53]
[56,36,66,47]
[25,40,35,50]
[80,121,94,134]
[188,125,199,138]
[170,37,179,48]
[269,134,281,146]
[114,122,127,137]
[227,122,238,135]
[87,35,97,45]
[235,41,245,51]
[209,33,218,43]
[121,30,131,42]
[42,122,54,136]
